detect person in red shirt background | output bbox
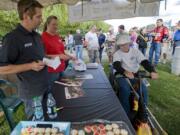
[42,16,76,87]
[149,19,169,66]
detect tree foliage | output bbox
[0,10,19,37]
[0,4,110,38]
[42,4,110,37]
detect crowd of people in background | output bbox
[62,19,180,68]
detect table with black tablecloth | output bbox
[49,66,136,134]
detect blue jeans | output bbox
[88,49,100,63]
[75,45,83,60]
[99,48,104,63]
[173,41,180,55]
[149,42,161,65]
[68,43,74,53]
[117,77,148,116]
[139,48,146,56]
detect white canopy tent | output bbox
[0,0,163,22]
[0,0,81,10]
[68,0,162,23]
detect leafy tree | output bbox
[42,4,110,37]
[0,4,110,37]
[0,10,19,37]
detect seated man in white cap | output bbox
[113,33,158,116]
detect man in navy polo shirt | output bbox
[0,0,48,119]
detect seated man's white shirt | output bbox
[85,31,99,50]
[113,48,146,73]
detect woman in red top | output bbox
[42,16,76,87]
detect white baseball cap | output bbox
[116,33,131,46]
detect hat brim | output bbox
[116,41,132,46]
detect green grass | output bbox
[0,102,26,135]
[0,111,11,135]
[102,62,180,135]
[148,63,180,135]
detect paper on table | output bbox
[55,79,83,87]
[75,74,93,80]
[43,56,61,70]
[86,63,98,69]
[74,59,86,71]
[64,86,85,99]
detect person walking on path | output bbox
[136,28,148,56]
[172,21,180,55]
[97,28,106,63]
[85,25,100,63]
[106,27,116,65]
[74,29,83,60]
[148,19,169,66]
[67,31,74,53]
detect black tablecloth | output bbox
[49,66,136,134]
